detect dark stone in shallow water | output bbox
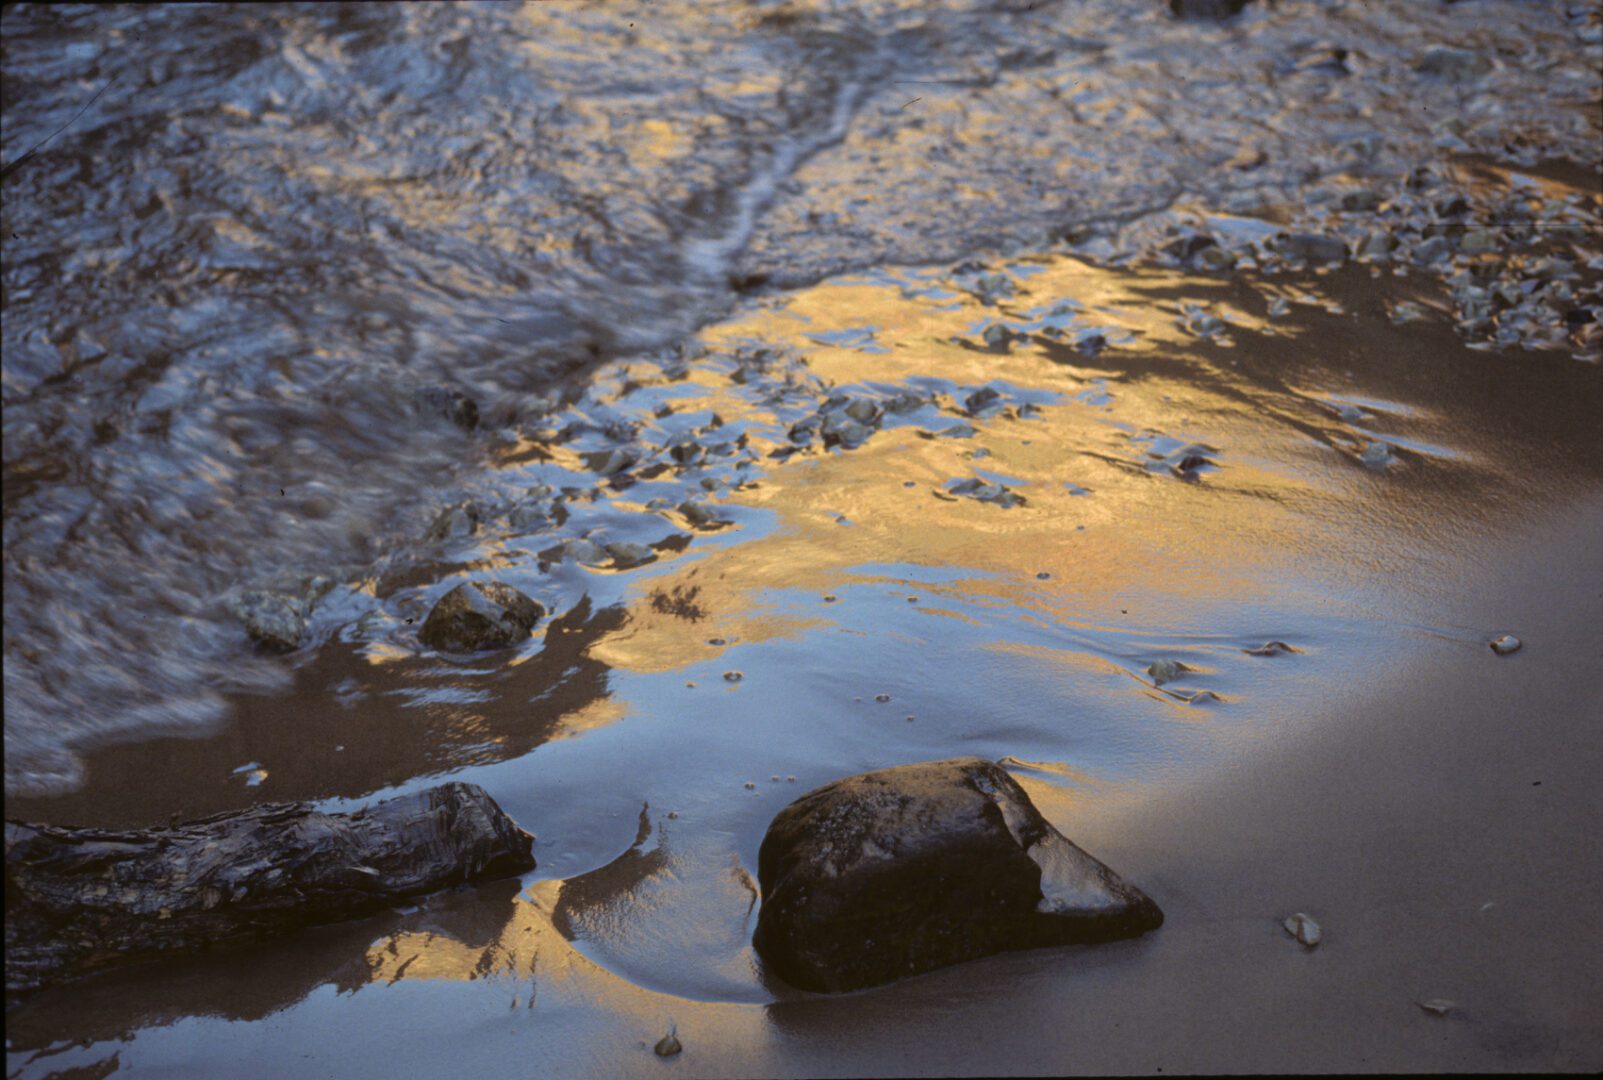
[1272,232,1347,265]
[418,581,543,652]
[752,757,1162,993]
[1169,0,1251,17]
[4,782,535,999]
[416,385,480,430]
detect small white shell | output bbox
[1490,633,1521,655]
[1283,912,1322,947]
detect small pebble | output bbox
[654,1030,682,1057]
[787,775,796,782]
[1489,633,1521,655]
[905,715,916,722]
[1284,912,1322,947]
[1417,999,1455,1017]
[823,595,838,603]
[1147,658,1186,686]
[723,671,743,683]
[1036,571,1051,580]
[744,781,756,790]
[667,811,678,819]
[707,637,727,646]
[1360,442,1394,467]
[875,693,891,703]
[771,775,781,782]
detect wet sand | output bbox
[7,249,1602,1076]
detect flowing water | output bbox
[3,2,1602,1076]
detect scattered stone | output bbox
[949,477,1026,508]
[584,448,637,477]
[653,1029,682,1056]
[1283,912,1321,947]
[233,589,308,653]
[1273,232,1346,265]
[1416,46,1492,80]
[558,537,609,566]
[418,581,543,653]
[508,500,551,531]
[426,501,480,541]
[604,541,656,568]
[1244,641,1298,656]
[1169,0,1251,17]
[415,386,480,430]
[875,693,891,703]
[1414,236,1451,264]
[982,324,1014,350]
[1147,659,1189,686]
[1186,690,1221,705]
[1459,230,1499,255]
[1358,231,1398,260]
[1417,998,1455,1017]
[752,757,1163,993]
[1182,305,1226,337]
[1489,633,1521,655]
[678,499,728,529]
[1390,301,1429,324]
[723,671,743,683]
[1267,296,1291,318]
[964,386,1005,417]
[4,782,535,998]
[1359,442,1394,468]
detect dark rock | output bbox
[752,757,1162,993]
[5,782,535,999]
[234,589,308,653]
[1272,232,1347,265]
[416,386,480,430]
[418,581,544,652]
[1416,46,1492,80]
[1169,0,1251,17]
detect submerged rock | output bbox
[653,1029,683,1056]
[4,782,536,998]
[1416,46,1492,80]
[1273,232,1347,265]
[233,589,308,653]
[1147,658,1189,686]
[752,757,1163,993]
[415,386,480,430]
[418,581,544,652]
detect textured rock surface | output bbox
[753,757,1162,993]
[4,782,535,998]
[417,581,544,652]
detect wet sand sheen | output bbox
[6,253,1601,1075]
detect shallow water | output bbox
[4,2,1603,1076]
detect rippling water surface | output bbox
[3,2,1603,1075]
[5,0,1598,795]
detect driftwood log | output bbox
[5,781,535,998]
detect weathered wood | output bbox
[5,781,535,998]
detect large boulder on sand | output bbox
[418,581,543,652]
[752,757,1162,992]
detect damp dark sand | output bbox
[7,254,1602,1076]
